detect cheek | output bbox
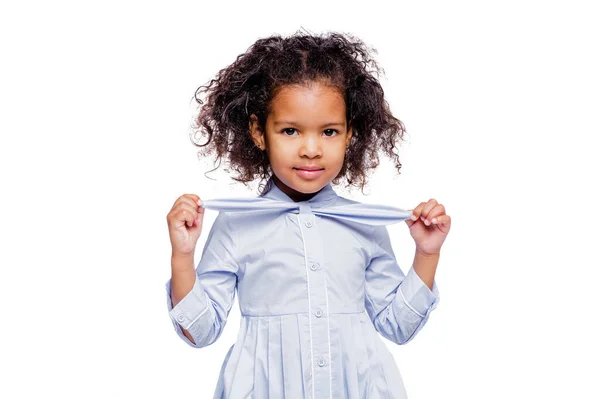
[328,145,347,161]
[271,141,294,157]
[267,144,289,166]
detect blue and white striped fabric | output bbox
[166,176,440,398]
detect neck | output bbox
[272,174,323,202]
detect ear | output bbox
[345,126,353,148]
[249,114,266,150]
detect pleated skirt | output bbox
[213,311,407,399]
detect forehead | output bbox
[269,83,346,118]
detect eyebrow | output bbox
[273,121,346,128]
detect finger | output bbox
[424,204,446,225]
[179,194,202,208]
[179,208,196,228]
[172,193,197,207]
[405,217,418,227]
[410,202,426,221]
[176,203,201,227]
[432,214,451,230]
[169,207,194,228]
[420,199,438,219]
[183,193,200,203]
[419,200,442,226]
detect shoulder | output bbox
[209,211,236,238]
[334,195,389,236]
[214,206,272,233]
[333,195,362,206]
[330,195,382,249]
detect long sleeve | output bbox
[165,212,239,348]
[364,224,440,345]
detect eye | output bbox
[281,128,298,136]
[323,129,338,137]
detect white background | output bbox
[1,0,598,398]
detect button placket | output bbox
[297,203,331,397]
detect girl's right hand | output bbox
[166,194,205,257]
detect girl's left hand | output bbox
[406,199,451,256]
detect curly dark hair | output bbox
[191,29,406,196]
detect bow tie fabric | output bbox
[199,197,413,226]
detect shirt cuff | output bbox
[165,275,211,342]
[398,267,440,318]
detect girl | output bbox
[166,31,451,399]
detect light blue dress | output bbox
[166,177,440,398]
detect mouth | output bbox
[293,167,325,179]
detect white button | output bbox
[177,315,185,322]
[315,309,323,317]
[317,358,326,367]
[305,221,313,228]
[310,263,318,271]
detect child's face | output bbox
[250,81,352,202]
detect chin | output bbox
[292,175,331,192]
[278,173,327,194]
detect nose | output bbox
[299,134,322,158]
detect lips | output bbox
[294,166,324,171]
[294,167,325,180]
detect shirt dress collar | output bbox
[262,175,338,209]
